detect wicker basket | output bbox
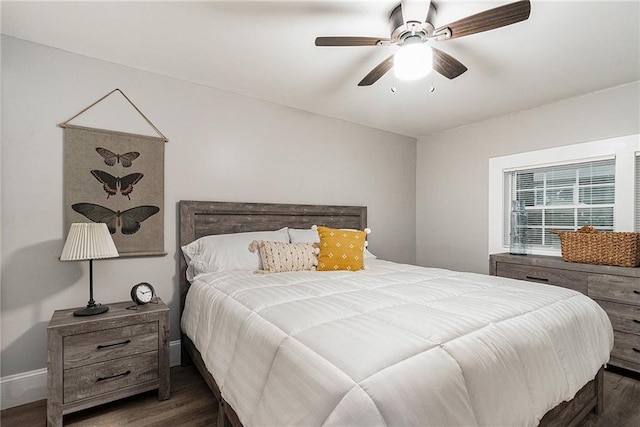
[551,226,640,267]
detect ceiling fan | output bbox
[315,0,531,86]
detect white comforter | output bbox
[182,260,613,426]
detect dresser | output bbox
[47,300,170,427]
[490,253,640,375]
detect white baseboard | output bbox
[1,340,181,411]
[0,368,48,411]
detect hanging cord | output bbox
[59,88,169,143]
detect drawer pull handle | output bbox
[633,348,640,354]
[633,319,640,325]
[525,276,549,282]
[634,290,640,295]
[97,339,131,350]
[97,370,131,382]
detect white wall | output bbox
[416,81,640,274]
[0,36,417,379]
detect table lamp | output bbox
[60,223,119,316]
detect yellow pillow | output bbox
[316,226,366,271]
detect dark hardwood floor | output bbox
[1,365,217,427]
[2,366,638,426]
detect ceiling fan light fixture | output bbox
[394,41,432,81]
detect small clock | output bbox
[130,282,155,305]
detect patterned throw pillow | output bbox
[316,226,366,271]
[248,240,319,273]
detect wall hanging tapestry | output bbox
[61,89,168,256]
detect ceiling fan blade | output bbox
[315,36,390,47]
[435,0,531,40]
[432,48,467,80]
[358,55,394,86]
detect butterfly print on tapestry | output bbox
[96,147,140,167]
[90,170,143,200]
[72,203,159,235]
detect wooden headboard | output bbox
[178,200,367,316]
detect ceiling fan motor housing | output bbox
[389,3,437,44]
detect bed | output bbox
[179,200,613,427]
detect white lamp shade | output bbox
[394,43,433,81]
[60,223,119,261]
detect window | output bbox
[636,153,640,232]
[489,134,639,256]
[503,159,615,250]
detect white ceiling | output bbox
[2,1,639,138]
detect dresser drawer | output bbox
[588,275,640,306]
[495,262,588,294]
[610,330,640,365]
[609,356,640,374]
[63,322,158,369]
[63,351,159,403]
[595,300,640,335]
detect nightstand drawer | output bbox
[495,262,588,294]
[63,322,158,369]
[588,275,640,306]
[63,351,158,403]
[611,330,640,365]
[595,300,640,335]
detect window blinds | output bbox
[504,158,615,249]
[636,154,640,232]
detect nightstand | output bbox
[47,299,170,427]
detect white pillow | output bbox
[288,227,377,259]
[182,228,289,279]
[288,228,320,244]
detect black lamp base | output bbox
[74,259,109,317]
[73,304,109,317]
